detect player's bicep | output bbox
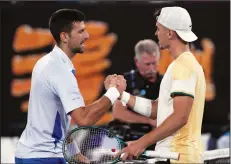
[171,63,196,123]
[173,96,193,124]
[53,73,85,114]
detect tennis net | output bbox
[114,148,230,164]
[204,148,229,164]
[65,148,230,163]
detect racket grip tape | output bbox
[143,151,180,160]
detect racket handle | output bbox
[144,151,180,160]
[120,153,125,159]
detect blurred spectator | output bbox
[217,131,230,149]
[207,113,230,150]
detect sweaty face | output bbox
[155,22,169,50]
[135,53,159,81]
[67,21,89,54]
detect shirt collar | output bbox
[52,45,75,71]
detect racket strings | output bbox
[64,128,121,164]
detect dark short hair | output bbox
[49,9,85,44]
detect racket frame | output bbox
[62,126,125,164]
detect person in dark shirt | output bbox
[110,39,162,146]
[124,69,162,100]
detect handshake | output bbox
[104,74,127,95]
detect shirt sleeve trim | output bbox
[170,92,194,99]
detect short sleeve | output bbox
[170,62,197,98]
[52,71,85,114]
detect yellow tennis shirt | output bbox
[155,51,206,163]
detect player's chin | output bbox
[73,47,84,54]
[79,45,85,53]
[79,48,85,53]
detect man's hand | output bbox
[114,140,146,161]
[104,74,118,90]
[104,74,126,94]
[76,153,90,164]
[116,75,127,94]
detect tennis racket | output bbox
[62,126,180,164]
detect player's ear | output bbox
[168,30,174,40]
[60,32,69,43]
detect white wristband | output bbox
[104,87,120,105]
[133,96,152,117]
[121,91,130,106]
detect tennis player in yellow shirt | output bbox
[115,6,206,163]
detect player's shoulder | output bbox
[32,53,50,74]
[36,51,66,71]
[172,51,201,72]
[170,52,202,80]
[33,52,69,82]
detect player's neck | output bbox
[169,42,190,59]
[58,44,74,60]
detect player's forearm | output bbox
[125,94,136,110]
[150,99,158,120]
[119,110,153,124]
[121,92,158,119]
[138,112,187,148]
[83,96,112,125]
[73,87,120,126]
[112,101,153,125]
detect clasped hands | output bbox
[104,74,127,94]
[104,74,148,161]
